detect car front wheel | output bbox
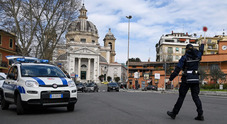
[67,103,75,112]
[16,94,25,115]
[1,94,9,110]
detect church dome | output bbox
[67,4,98,35]
[68,20,98,34]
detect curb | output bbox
[120,89,227,97]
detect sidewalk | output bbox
[121,89,227,97]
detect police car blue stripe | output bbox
[32,77,45,85]
[60,78,68,85]
[17,86,25,94]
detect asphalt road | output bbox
[0,87,227,124]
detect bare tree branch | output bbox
[0,0,81,59]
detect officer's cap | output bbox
[186,44,194,50]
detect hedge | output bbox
[201,83,227,89]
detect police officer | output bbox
[167,40,205,121]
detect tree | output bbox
[198,66,208,84]
[209,65,225,83]
[0,0,81,59]
[114,77,120,83]
[126,57,141,65]
[220,74,226,84]
[99,75,104,82]
[107,76,112,82]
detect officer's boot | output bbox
[194,115,204,121]
[167,111,176,119]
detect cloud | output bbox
[84,0,227,63]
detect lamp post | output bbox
[126,15,132,89]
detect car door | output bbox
[3,66,18,102]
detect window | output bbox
[108,42,112,50]
[207,39,212,44]
[175,56,179,60]
[9,39,13,48]
[176,47,179,52]
[21,65,66,77]
[92,40,95,43]
[80,38,86,43]
[167,47,173,54]
[166,55,173,62]
[165,40,174,42]
[182,48,186,54]
[208,46,213,49]
[210,51,215,54]
[70,38,74,41]
[8,66,18,80]
[0,35,2,45]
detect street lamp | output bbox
[126,15,132,89]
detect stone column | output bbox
[87,58,91,81]
[78,58,81,80]
[106,51,110,63]
[93,58,96,81]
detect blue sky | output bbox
[83,0,227,63]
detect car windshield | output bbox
[87,83,95,87]
[76,83,84,86]
[0,75,5,80]
[108,83,118,86]
[21,65,66,77]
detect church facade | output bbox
[52,4,127,83]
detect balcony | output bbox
[207,39,216,45]
[207,44,218,51]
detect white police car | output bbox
[0,57,77,115]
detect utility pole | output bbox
[126,15,132,88]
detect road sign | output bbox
[144,73,149,80]
[70,73,75,77]
[155,73,160,79]
[203,26,208,32]
[134,72,140,79]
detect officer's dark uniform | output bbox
[167,43,204,121]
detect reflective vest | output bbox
[184,57,200,83]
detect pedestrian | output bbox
[167,40,205,121]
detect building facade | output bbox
[156,31,199,62]
[197,35,223,55]
[53,4,126,83]
[128,35,227,90]
[0,29,17,73]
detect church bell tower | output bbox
[103,28,116,63]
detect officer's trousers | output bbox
[172,82,203,115]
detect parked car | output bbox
[85,83,99,92]
[76,83,87,92]
[144,85,157,91]
[118,82,127,89]
[101,81,109,84]
[0,72,7,103]
[107,82,119,92]
[0,72,6,88]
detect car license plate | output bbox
[50,94,63,98]
[113,88,115,89]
